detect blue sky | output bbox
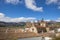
[0,0,60,22]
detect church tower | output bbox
[40,18,46,27]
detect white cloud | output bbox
[0,13,5,18]
[25,0,43,12]
[5,0,43,11]
[44,18,60,22]
[46,0,60,9]
[58,6,60,9]
[46,0,58,5]
[45,19,51,22]
[55,18,60,22]
[5,0,20,5]
[10,17,36,22]
[0,13,36,22]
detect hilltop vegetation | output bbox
[0,21,26,29]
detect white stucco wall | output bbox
[25,26,37,33]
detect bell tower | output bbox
[40,18,46,27]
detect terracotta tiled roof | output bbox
[35,25,46,28]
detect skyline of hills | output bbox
[0,20,60,27]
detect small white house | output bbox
[29,26,38,33]
[49,30,55,33]
[57,28,60,32]
[25,26,38,33]
[25,22,37,33]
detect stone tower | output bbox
[40,18,46,27]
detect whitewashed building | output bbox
[24,22,38,33]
